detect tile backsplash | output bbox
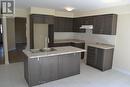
[54,30,116,45]
[54,32,74,40]
[73,30,116,45]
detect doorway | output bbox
[7,17,27,63]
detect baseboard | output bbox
[113,67,130,76]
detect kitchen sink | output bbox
[40,48,56,52]
[30,48,56,53]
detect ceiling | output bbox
[15,0,130,11]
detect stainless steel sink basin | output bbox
[30,48,56,53]
[40,48,56,52]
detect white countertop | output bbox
[23,46,86,58]
[86,43,114,49]
[54,39,85,43]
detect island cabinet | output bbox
[24,53,81,87]
[87,46,114,71]
[58,53,80,79]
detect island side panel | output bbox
[25,58,41,87]
[24,52,82,87]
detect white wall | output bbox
[74,4,130,17]
[113,14,130,75]
[30,7,55,15]
[74,4,130,74]
[30,7,74,17]
[6,18,16,51]
[54,32,74,40]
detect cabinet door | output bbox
[93,15,105,34]
[54,17,73,32]
[93,14,117,35]
[54,17,60,32]
[64,18,73,32]
[45,15,54,24]
[54,17,64,32]
[31,14,54,24]
[87,46,97,67]
[40,56,58,84]
[73,17,86,32]
[96,48,104,70]
[28,58,40,86]
[103,14,117,35]
[73,18,80,32]
[59,53,80,79]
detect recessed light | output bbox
[64,7,74,12]
[102,0,122,3]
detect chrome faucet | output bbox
[44,37,49,48]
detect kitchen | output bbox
[0,0,130,87]
[23,8,117,87]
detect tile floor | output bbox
[0,62,130,87]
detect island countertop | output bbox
[23,46,86,58]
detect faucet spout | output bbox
[44,37,49,48]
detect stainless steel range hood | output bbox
[80,25,93,30]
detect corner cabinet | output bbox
[87,46,114,71]
[93,14,117,35]
[24,53,81,87]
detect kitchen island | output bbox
[23,46,86,87]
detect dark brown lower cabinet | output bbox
[87,46,114,71]
[58,53,80,79]
[24,53,81,87]
[40,56,58,84]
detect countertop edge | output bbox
[29,50,86,58]
[86,44,114,49]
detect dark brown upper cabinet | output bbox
[54,17,73,32]
[73,16,94,33]
[30,14,54,24]
[93,14,117,35]
[73,17,86,32]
